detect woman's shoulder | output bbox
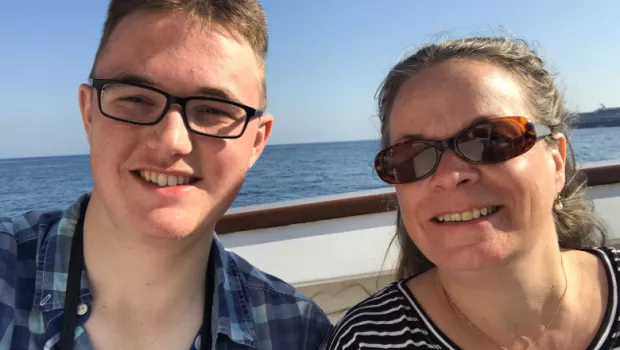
[576,246,620,347]
[580,246,620,267]
[583,245,619,254]
[567,246,620,281]
[326,278,433,349]
[335,279,408,321]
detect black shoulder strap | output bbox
[58,196,89,350]
[201,242,216,349]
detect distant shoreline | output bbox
[574,120,620,129]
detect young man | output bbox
[0,1,332,349]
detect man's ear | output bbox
[247,113,274,169]
[78,84,94,145]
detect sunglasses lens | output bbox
[457,118,533,163]
[378,143,438,183]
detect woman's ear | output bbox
[550,133,567,193]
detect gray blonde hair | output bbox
[377,37,608,278]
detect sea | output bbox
[2,127,620,218]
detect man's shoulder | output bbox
[222,248,333,348]
[0,209,63,244]
[0,209,63,322]
[225,247,321,306]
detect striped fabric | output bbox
[328,247,620,350]
[0,193,332,350]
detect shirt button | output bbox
[194,335,202,349]
[77,304,89,316]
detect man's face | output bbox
[78,10,272,238]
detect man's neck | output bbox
[81,193,214,326]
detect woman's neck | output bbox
[437,240,570,347]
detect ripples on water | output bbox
[1,127,619,216]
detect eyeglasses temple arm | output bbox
[534,123,553,138]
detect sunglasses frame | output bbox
[374,116,553,185]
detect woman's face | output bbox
[389,59,566,271]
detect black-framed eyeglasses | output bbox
[375,116,553,184]
[89,78,264,139]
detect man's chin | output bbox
[139,208,209,240]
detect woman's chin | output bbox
[434,241,514,272]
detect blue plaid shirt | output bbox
[0,194,333,349]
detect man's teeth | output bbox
[138,171,192,187]
[436,206,498,223]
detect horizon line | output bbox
[0,138,381,161]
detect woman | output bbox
[328,37,615,350]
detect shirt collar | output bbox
[34,194,257,347]
[212,236,257,347]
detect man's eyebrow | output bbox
[110,73,156,86]
[195,86,241,103]
[108,73,242,103]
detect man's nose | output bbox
[145,106,193,156]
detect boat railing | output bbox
[216,160,620,234]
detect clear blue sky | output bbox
[1,0,618,159]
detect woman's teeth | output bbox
[435,206,499,223]
[138,171,192,187]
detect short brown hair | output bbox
[90,0,268,106]
[377,37,608,278]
